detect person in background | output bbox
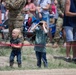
[33,0,42,19]
[31,21,48,68]
[33,0,40,6]
[0,0,7,22]
[0,0,8,39]
[1,0,7,21]
[22,0,36,38]
[50,1,56,15]
[57,0,65,17]
[63,0,76,62]
[36,0,51,28]
[36,0,52,43]
[50,0,59,48]
[10,28,23,68]
[53,0,58,25]
[2,0,9,20]
[24,0,36,16]
[23,0,36,25]
[0,0,2,24]
[57,0,66,47]
[5,0,26,38]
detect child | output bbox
[9,28,23,68]
[31,21,48,68]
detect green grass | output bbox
[0,47,11,56]
[0,43,76,71]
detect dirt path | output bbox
[0,69,76,75]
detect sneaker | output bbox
[72,58,76,63]
[37,64,41,68]
[18,63,22,68]
[43,62,48,68]
[65,57,71,62]
[10,62,14,68]
[37,65,41,68]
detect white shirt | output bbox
[39,0,51,14]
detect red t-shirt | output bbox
[25,3,36,15]
[50,4,56,14]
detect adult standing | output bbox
[0,0,8,39]
[24,0,36,17]
[57,0,66,39]
[57,0,65,17]
[0,0,7,23]
[0,0,2,24]
[39,0,51,28]
[36,0,52,42]
[55,0,66,46]
[63,0,76,62]
[5,0,26,38]
[33,0,40,6]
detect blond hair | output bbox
[12,28,22,38]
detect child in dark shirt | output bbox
[10,28,23,68]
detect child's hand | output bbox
[11,43,22,48]
[43,21,47,27]
[42,21,48,33]
[10,44,15,47]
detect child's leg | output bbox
[17,51,21,67]
[41,52,48,67]
[35,51,42,67]
[10,51,15,67]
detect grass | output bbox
[0,47,11,56]
[0,43,76,71]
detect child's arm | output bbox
[10,38,23,48]
[11,43,22,48]
[31,23,39,31]
[42,22,48,33]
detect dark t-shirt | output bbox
[10,38,22,51]
[63,0,76,27]
[0,5,1,10]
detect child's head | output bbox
[38,22,43,26]
[12,28,21,39]
[39,21,47,26]
[38,21,47,29]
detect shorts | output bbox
[64,26,76,42]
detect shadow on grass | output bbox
[53,56,72,62]
[53,56,65,60]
